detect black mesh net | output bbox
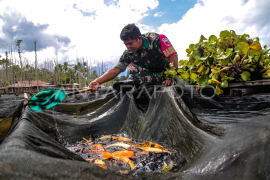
[1,77,270,179]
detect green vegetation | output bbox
[0,41,127,88]
[165,30,270,95]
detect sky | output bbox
[0,0,269,75]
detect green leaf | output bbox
[221,80,228,88]
[253,37,260,43]
[166,69,177,79]
[226,48,233,54]
[209,43,216,49]
[250,49,261,57]
[263,49,270,55]
[220,58,230,66]
[230,30,236,36]
[208,49,216,53]
[209,35,217,43]
[241,71,251,81]
[190,73,198,80]
[201,54,210,61]
[198,75,210,87]
[267,69,270,76]
[216,53,231,60]
[254,56,259,62]
[193,52,201,60]
[179,60,188,66]
[215,86,223,95]
[220,30,231,38]
[217,47,224,54]
[189,44,195,50]
[235,42,249,55]
[186,48,192,54]
[189,65,195,71]
[227,77,235,81]
[182,71,189,80]
[177,68,184,73]
[194,59,202,67]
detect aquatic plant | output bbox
[165,30,270,95]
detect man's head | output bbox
[120,24,142,53]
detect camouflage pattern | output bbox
[115,32,171,73]
[133,71,165,87]
[115,32,176,86]
[127,63,165,87]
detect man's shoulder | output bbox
[143,32,160,40]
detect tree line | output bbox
[0,40,127,89]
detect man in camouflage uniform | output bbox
[89,23,178,91]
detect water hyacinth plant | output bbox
[165,30,270,95]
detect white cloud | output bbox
[1,0,269,68]
[154,12,164,17]
[157,0,270,60]
[0,0,159,64]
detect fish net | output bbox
[1,77,270,179]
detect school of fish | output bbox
[65,135,186,172]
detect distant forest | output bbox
[0,40,127,88]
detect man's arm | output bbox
[88,67,122,91]
[162,55,178,86]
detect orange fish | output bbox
[138,147,172,154]
[113,137,132,141]
[99,135,132,142]
[117,157,135,170]
[99,135,112,140]
[88,143,104,150]
[87,149,104,153]
[86,159,107,170]
[93,159,107,170]
[105,142,131,149]
[103,150,134,159]
[103,150,135,169]
[134,142,164,149]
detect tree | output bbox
[63,61,69,84]
[0,55,4,86]
[15,40,23,82]
[35,41,39,91]
[58,64,63,85]
[4,51,9,86]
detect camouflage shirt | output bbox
[114,32,177,73]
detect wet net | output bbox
[1,77,270,179]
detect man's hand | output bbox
[162,79,173,86]
[88,67,122,92]
[88,81,100,92]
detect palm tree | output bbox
[82,61,87,87]
[58,64,63,85]
[74,64,79,86]
[63,61,69,85]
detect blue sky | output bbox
[0,0,269,77]
[142,0,197,29]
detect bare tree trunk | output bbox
[35,41,39,92]
[53,55,59,86]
